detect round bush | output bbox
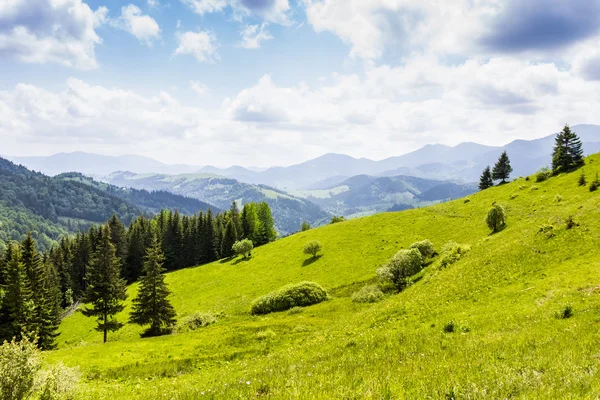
[351,285,384,303]
[486,204,506,232]
[251,282,328,315]
[409,239,435,258]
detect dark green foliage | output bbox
[377,248,423,291]
[301,221,311,232]
[232,239,253,258]
[492,151,513,183]
[0,244,34,341]
[552,125,584,174]
[255,202,277,246]
[81,224,128,343]
[221,220,238,259]
[589,174,600,192]
[241,203,258,243]
[443,321,456,333]
[535,167,552,183]
[486,204,506,232]
[330,216,345,224]
[557,305,573,319]
[303,241,322,259]
[478,166,494,190]
[578,171,586,186]
[250,282,328,315]
[130,237,177,336]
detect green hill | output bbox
[50,155,600,399]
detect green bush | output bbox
[409,239,435,259]
[232,239,253,259]
[443,321,456,333]
[439,241,471,268]
[303,240,323,258]
[176,312,218,332]
[330,216,345,224]
[486,204,506,232]
[251,282,328,315]
[351,285,384,303]
[37,363,80,400]
[556,305,573,319]
[590,173,600,192]
[578,171,587,186]
[377,248,423,291]
[535,167,551,182]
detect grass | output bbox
[47,154,600,399]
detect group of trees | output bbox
[479,125,585,191]
[0,201,277,346]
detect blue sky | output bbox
[1,0,600,166]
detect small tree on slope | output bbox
[552,124,584,174]
[82,224,128,343]
[486,204,506,233]
[492,151,513,184]
[479,166,494,190]
[130,237,176,336]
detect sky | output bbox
[1,0,600,167]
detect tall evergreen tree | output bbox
[71,232,91,297]
[82,224,128,343]
[221,219,238,259]
[492,151,513,183]
[256,202,277,246]
[130,237,176,336]
[552,124,585,174]
[479,166,494,190]
[38,255,62,349]
[125,217,153,282]
[230,201,243,240]
[108,215,128,271]
[241,203,258,242]
[203,210,219,263]
[1,243,34,341]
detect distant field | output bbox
[50,154,600,399]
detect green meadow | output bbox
[49,155,600,399]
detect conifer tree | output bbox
[108,215,128,271]
[203,210,219,262]
[38,256,62,350]
[230,201,243,240]
[241,203,258,242]
[130,237,176,336]
[71,232,91,297]
[221,219,238,259]
[1,244,34,341]
[492,151,513,184]
[479,166,494,190]
[82,224,128,343]
[552,124,585,174]
[256,202,277,246]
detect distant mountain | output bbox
[290,174,477,218]
[5,152,202,176]
[0,157,214,251]
[105,172,331,235]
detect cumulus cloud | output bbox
[174,31,220,63]
[480,0,600,53]
[110,5,161,45]
[0,0,107,69]
[239,23,273,49]
[190,81,209,96]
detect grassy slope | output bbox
[50,156,600,399]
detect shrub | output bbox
[535,167,551,182]
[176,312,218,332]
[351,285,384,303]
[590,173,600,192]
[232,239,253,259]
[250,282,328,315]
[463,198,471,204]
[556,305,573,319]
[565,215,578,230]
[409,239,435,259]
[301,221,311,231]
[537,224,555,239]
[377,248,423,291]
[439,241,471,268]
[554,194,563,202]
[303,241,323,259]
[578,171,587,186]
[486,204,506,232]
[0,337,40,400]
[443,321,456,333]
[330,216,345,224]
[37,363,80,400]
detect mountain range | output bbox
[5,125,600,190]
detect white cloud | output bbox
[239,23,273,49]
[181,0,292,25]
[111,5,161,46]
[174,31,220,63]
[0,0,107,69]
[190,81,209,96]
[147,0,160,8]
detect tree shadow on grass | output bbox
[219,257,235,264]
[232,257,252,266]
[302,255,323,267]
[488,224,507,236]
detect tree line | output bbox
[0,201,277,347]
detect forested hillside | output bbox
[0,158,215,251]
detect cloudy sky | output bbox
[1,0,600,167]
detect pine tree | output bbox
[82,224,128,343]
[203,210,219,262]
[492,151,513,184]
[241,203,258,242]
[230,201,243,240]
[221,219,238,259]
[552,124,585,174]
[38,256,62,350]
[71,232,91,298]
[1,243,34,341]
[478,166,494,190]
[108,215,128,272]
[256,202,277,246]
[130,237,176,336]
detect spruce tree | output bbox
[552,124,585,174]
[479,166,494,190]
[230,201,243,240]
[221,219,238,259]
[241,203,258,242]
[82,224,128,343]
[1,243,34,341]
[203,210,219,262]
[108,215,128,272]
[492,151,513,184]
[130,237,176,336]
[256,202,277,246]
